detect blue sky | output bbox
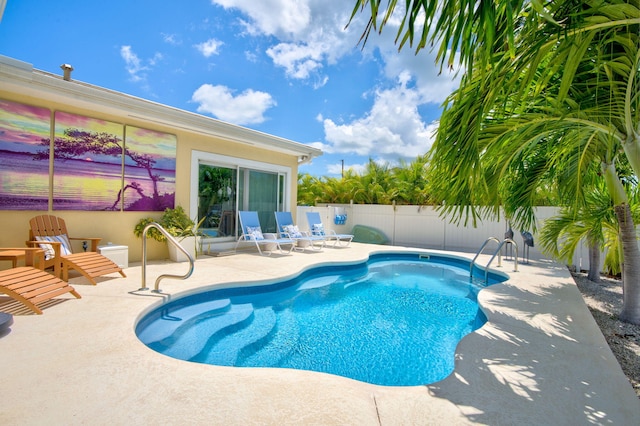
[0,0,460,177]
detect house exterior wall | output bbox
[0,64,311,263]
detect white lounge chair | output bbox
[305,211,353,247]
[275,211,325,251]
[235,211,295,256]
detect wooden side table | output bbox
[0,248,45,270]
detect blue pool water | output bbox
[136,252,508,386]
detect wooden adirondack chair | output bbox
[27,215,126,285]
[0,247,81,314]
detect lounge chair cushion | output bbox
[312,223,325,236]
[283,225,303,238]
[246,226,264,240]
[35,234,73,259]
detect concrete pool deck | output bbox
[1,243,639,425]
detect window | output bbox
[197,163,236,238]
[190,151,291,241]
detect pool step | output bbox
[137,299,231,347]
[237,307,299,367]
[150,303,253,361]
[198,307,277,365]
[297,275,340,291]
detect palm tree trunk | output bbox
[587,239,601,283]
[614,203,640,325]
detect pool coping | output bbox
[1,244,639,425]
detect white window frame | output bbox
[189,150,292,224]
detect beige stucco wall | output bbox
[0,90,299,264]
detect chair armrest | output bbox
[26,240,61,259]
[23,248,45,269]
[69,237,101,252]
[25,241,62,257]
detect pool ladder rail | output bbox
[471,237,518,284]
[139,222,195,293]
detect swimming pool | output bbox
[136,252,508,386]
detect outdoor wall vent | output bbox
[60,63,74,81]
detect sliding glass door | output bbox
[238,169,282,232]
[192,151,290,241]
[197,164,237,238]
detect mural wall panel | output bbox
[52,111,124,210]
[123,126,176,211]
[0,99,177,212]
[0,99,51,210]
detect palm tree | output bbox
[393,155,433,205]
[349,1,640,323]
[299,158,431,205]
[538,181,619,282]
[297,173,322,206]
[355,159,395,204]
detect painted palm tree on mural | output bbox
[349,1,640,323]
[35,128,174,211]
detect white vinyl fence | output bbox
[297,204,593,269]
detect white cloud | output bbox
[244,50,258,62]
[119,46,165,87]
[327,161,366,176]
[212,0,311,37]
[378,40,462,104]
[266,42,323,79]
[210,0,460,102]
[306,140,330,152]
[313,75,329,89]
[148,52,164,66]
[212,0,362,84]
[120,45,148,83]
[191,84,276,125]
[162,33,181,45]
[322,78,438,162]
[207,0,457,161]
[195,38,224,57]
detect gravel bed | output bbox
[571,270,640,398]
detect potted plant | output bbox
[134,206,203,262]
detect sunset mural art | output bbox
[0,99,176,212]
[123,126,176,211]
[0,99,51,210]
[49,111,125,211]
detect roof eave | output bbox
[0,56,322,160]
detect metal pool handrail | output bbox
[471,237,502,272]
[140,222,194,293]
[471,237,518,283]
[483,238,518,281]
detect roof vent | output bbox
[60,63,74,81]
